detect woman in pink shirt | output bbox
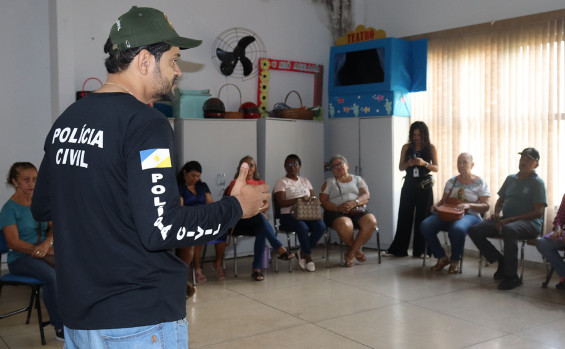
[225,156,294,281]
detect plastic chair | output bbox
[222,187,257,277]
[0,230,50,345]
[225,225,256,277]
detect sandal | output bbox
[195,269,207,283]
[355,251,367,263]
[251,270,264,281]
[343,254,354,267]
[430,257,450,272]
[448,261,460,274]
[186,282,197,299]
[213,264,226,280]
[277,250,295,261]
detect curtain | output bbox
[407,10,565,232]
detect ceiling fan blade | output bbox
[216,48,236,63]
[240,56,254,76]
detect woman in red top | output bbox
[225,156,294,281]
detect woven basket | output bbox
[273,90,314,120]
[218,83,244,119]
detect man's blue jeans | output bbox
[64,318,189,348]
[420,213,482,261]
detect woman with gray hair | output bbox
[320,155,378,267]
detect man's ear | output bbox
[136,49,155,76]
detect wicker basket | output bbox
[272,90,314,120]
[218,83,244,119]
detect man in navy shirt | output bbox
[31,6,268,348]
[468,147,546,290]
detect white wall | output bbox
[0,0,52,203]
[60,0,334,115]
[0,0,334,203]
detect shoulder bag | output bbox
[435,177,465,222]
[291,197,322,221]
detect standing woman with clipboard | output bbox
[384,121,438,258]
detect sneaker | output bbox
[55,328,65,342]
[306,261,315,272]
[555,281,565,290]
[498,276,522,290]
[297,255,306,270]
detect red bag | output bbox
[435,176,465,222]
[436,198,465,222]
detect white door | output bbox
[327,118,360,175]
[359,117,410,248]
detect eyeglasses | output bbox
[286,162,300,167]
[246,163,255,168]
[332,162,345,169]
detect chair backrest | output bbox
[271,193,282,222]
[0,229,9,255]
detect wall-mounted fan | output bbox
[211,27,266,80]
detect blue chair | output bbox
[0,230,50,345]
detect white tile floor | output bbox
[1,245,564,349]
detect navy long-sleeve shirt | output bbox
[31,93,241,329]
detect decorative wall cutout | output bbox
[257,58,323,117]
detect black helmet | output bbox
[203,97,225,118]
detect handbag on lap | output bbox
[435,176,465,222]
[291,198,322,220]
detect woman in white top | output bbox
[320,155,378,267]
[274,154,325,272]
[420,152,490,273]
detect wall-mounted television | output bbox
[329,37,427,96]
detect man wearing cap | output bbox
[31,6,268,348]
[468,147,546,290]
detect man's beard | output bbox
[152,65,177,102]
